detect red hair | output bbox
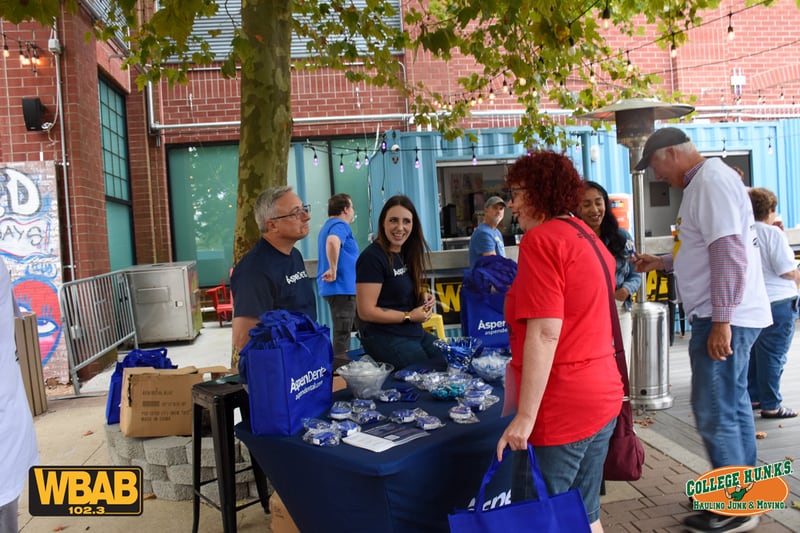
[506,150,582,220]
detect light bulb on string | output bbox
[364,153,369,166]
[2,33,9,58]
[355,148,361,169]
[478,93,484,104]
[312,147,319,166]
[670,43,678,59]
[414,148,420,169]
[626,51,633,73]
[380,137,387,153]
[722,139,727,159]
[339,154,344,173]
[502,78,509,93]
[589,69,596,84]
[471,144,478,166]
[489,87,495,100]
[601,2,611,30]
[768,137,773,155]
[727,12,734,41]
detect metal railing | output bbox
[59,270,138,394]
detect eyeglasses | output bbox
[270,204,311,221]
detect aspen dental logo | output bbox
[685,462,791,516]
[477,319,507,336]
[290,365,327,400]
[29,466,143,516]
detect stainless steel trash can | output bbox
[630,301,673,410]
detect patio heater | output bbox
[579,98,693,410]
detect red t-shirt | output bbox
[506,218,622,446]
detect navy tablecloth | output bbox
[235,372,512,533]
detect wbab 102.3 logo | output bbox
[686,461,792,516]
[28,466,143,517]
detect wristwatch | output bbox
[403,312,411,324]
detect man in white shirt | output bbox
[634,128,770,533]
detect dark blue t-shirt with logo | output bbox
[231,238,317,321]
[356,242,422,338]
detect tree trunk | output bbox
[233,0,293,264]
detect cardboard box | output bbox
[120,366,231,438]
[14,312,47,416]
[269,491,300,533]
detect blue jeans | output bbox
[748,297,798,410]
[511,417,616,523]
[359,331,444,369]
[689,318,761,468]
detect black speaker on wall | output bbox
[21,97,46,131]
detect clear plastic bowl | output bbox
[471,352,511,382]
[336,361,394,399]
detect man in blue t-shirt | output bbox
[317,193,359,359]
[468,196,507,268]
[231,186,316,352]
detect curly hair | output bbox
[505,150,582,220]
[375,195,431,302]
[748,187,777,222]
[583,181,627,260]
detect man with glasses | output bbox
[231,186,317,352]
[317,193,359,367]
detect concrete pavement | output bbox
[18,321,800,532]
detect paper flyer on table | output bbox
[343,422,429,452]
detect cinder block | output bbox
[185,436,216,467]
[115,435,146,460]
[151,480,194,501]
[166,463,216,485]
[144,436,191,465]
[141,479,153,495]
[235,463,255,484]
[131,458,168,481]
[109,448,131,466]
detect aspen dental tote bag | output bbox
[460,255,517,349]
[449,445,591,533]
[239,310,333,436]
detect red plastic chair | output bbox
[206,281,233,326]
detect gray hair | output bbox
[651,140,694,165]
[255,186,293,232]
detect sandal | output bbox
[760,406,798,419]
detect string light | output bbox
[722,138,727,158]
[501,78,509,94]
[339,154,344,173]
[727,12,734,41]
[589,69,596,84]
[414,148,420,169]
[312,147,319,166]
[626,51,633,73]
[768,137,773,154]
[355,147,361,169]
[380,137,387,153]
[488,87,495,100]
[364,153,369,166]
[2,33,9,58]
[601,1,611,30]
[471,144,478,166]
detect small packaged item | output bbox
[449,405,479,424]
[351,399,377,412]
[415,415,444,430]
[334,420,361,437]
[389,408,417,424]
[329,401,352,420]
[350,409,385,425]
[462,390,488,409]
[396,385,419,402]
[394,368,418,381]
[376,389,402,402]
[302,417,333,430]
[302,428,341,447]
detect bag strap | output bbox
[475,445,548,512]
[559,218,631,397]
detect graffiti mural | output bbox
[0,162,67,381]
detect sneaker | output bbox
[683,512,759,532]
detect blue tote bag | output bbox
[448,445,591,533]
[460,255,517,349]
[240,310,333,436]
[105,348,175,424]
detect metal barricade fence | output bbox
[58,270,138,394]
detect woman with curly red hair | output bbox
[495,150,622,532]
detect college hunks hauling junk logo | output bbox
[686,461,792,516]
